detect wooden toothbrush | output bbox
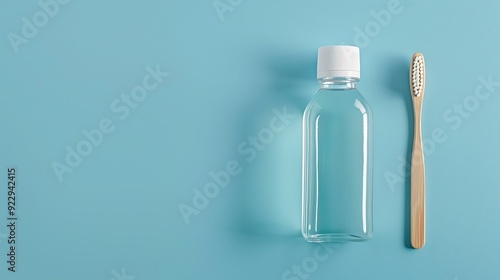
[410,52,426,249]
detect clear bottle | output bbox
[302,46,373,242]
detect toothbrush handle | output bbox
[411,106,426,249]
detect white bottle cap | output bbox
[317,45,360,79]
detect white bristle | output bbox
[411,55,424,97]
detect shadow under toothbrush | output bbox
[385,55,414,249]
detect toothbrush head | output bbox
[410,53,425,97]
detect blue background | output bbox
[1,0,500,279]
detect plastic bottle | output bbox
[302,45,373,242]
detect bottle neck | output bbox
[319,77,358,90]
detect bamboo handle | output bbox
[411,104,425,249]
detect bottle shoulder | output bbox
[304,89,372,117]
